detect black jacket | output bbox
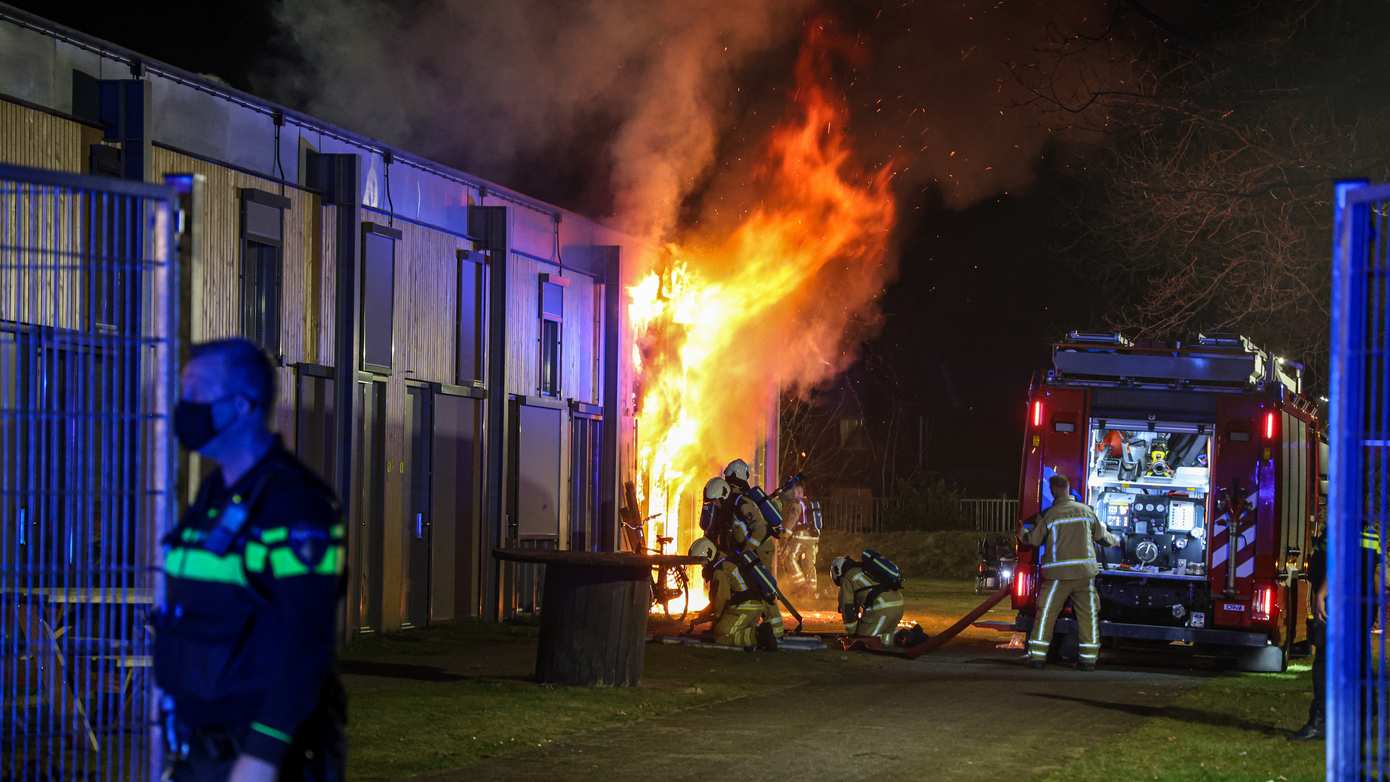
[154,438,344,765]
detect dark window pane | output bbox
[541,319,560,397]
[241,240,281,356]
[362,232,396,371]
[457,259,482,384]
[541,281,563,320]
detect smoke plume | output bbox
[265,0,811,242]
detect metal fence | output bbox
[958,498,1019,534]
[819,495,1018,534]
[1330,179,1390,779]
[0,165,179,781]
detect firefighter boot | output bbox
[756,622,779,652]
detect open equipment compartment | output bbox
[1081,420,1221,632]
[1085,421,1212,582]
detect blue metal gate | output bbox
[1330,179,1390,779]
[0,165,179,780]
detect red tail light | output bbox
[1032,400,1044,428]
[1014,565,1031,600]
[1263,411,1276,440]
[1252,583,1275,622]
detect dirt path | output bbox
[417,643,1206,781]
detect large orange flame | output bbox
[628,24,897,613]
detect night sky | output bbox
[18,1,1107,495]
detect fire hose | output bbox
[844,585,1011,658]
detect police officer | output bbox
[155,339,346,781]
[1024,473,1118,671]
[1292,514,1382,741]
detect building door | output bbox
[431,390,483,620]
[402,385,433,628]
[507,399,562,613]
[349,378,387,634]
[293,365,336,484]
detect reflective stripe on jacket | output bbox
[1025,498,1117,581]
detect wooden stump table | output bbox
[494,548,701,686]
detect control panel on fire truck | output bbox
[1087,425,1211,578]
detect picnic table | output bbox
[1,586,154,751]
[493,548,702,686]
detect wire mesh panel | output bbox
[1331,180,1390,779]
[0,165,178,781]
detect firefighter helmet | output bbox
[688,537,718,564]
[703,477,731,502]
[723,459,751,484]
[830,556,849,585]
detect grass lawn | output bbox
[342,619,883,780]
[1038,662,1325,781]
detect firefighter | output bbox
[1024,472,1119,671]
[155,339,345,781]
[1292,514,1382,741]
[700,477,734,547]
[709,549,766,648]
[831,556,905,646]
[780,482,819,596]
[724,459,775,563]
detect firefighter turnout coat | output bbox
[839,565,904,645]
[1024,498,1118,665]
[731,494,775,564]
[155,439,346,768]
[1024,497,1117,580]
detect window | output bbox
[240,190,290,356]
[539,276,565,397]
[361,224,401,374]
[456,250,485,385]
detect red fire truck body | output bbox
[1012,332,1321,671]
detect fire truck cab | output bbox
[1012,332,1321,672]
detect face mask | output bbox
[174,397,234,452]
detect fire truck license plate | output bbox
[1223,603,1245,612]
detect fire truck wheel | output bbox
[1047,631,1080,664]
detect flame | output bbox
[628,24,896,614]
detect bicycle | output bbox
[621,514,690,622]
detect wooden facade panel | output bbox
[0,191,86,331]
[563,271,596,405]
[152,149,323,367]
[505,253,541,397]
[0,100,93,173]
[503,255,598,404]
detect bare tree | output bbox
[1014,0,1390,382]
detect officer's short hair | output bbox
[190,338,276,414]
[1049,473,1070,498]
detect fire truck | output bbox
[1010,332,1322,672]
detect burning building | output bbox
[0,4,648,642]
